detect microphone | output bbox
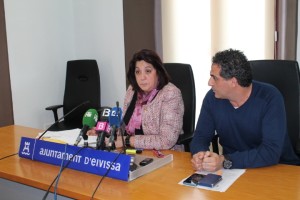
[37,101,90,140]
[74,108,98,147]
[107,102,123,151]
[109,103,122,128]
[95,107,111,150]
[116,101,126,152]
[107,125,117,151]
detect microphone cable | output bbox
[0,101,90,162]
[42,146,87,200]
[90,149,125,200]
[168,143,176,150]
[0,153,18,161]
[116,101,126,154]
[38,100,90,140]
[54,143,68,200]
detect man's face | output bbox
[208,64,233,99]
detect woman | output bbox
[90,49,184,150]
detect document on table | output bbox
[37,129,97,147]
[179,169,246,192]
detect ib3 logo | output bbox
[21,141,31,156]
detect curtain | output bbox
[276,0,298,60]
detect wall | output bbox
[123,0,157,87]
[0,0,13,127]
[296,3,300,63]
[4,0,296,130]
[4,0,126,129]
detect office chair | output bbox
[210,60,300,156]
[45,59,101,131]
[164,63,196,152]
[249,60,300,156]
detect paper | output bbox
[179,169,246,192]
[37,129,97,147]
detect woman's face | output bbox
[135,60,159,93]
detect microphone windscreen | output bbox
[98,107,111,121]
[82,109,98,128]
[95,121,109,132]
[109,107,122,128]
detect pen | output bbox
[126,148,143,154]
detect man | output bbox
[190,49,300,172]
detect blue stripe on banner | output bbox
[18,137,131,181]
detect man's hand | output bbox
[191,151,205,171]
[191,151,224,172]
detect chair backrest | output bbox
[164,63,196,148]
[63,59,101,128]
[250,60,300,155]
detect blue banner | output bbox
[18,137,131,181]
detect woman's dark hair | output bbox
[212,48,252,87]
[127,49,170,92]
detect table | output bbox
[0,125,300,200]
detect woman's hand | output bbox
[86,127,97,136]
[113,135,125,148]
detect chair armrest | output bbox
[211,135,219,154]
[45,104,63,122]
[176,132,193,145]
[45,104,63,111]
[176,133,193,152]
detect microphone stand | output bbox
[107,125,116,152]
[116,101,126,153]
[74,125,89,146]
[83,133,89,147]
[96,131,107,150]
[95,107,111,151]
